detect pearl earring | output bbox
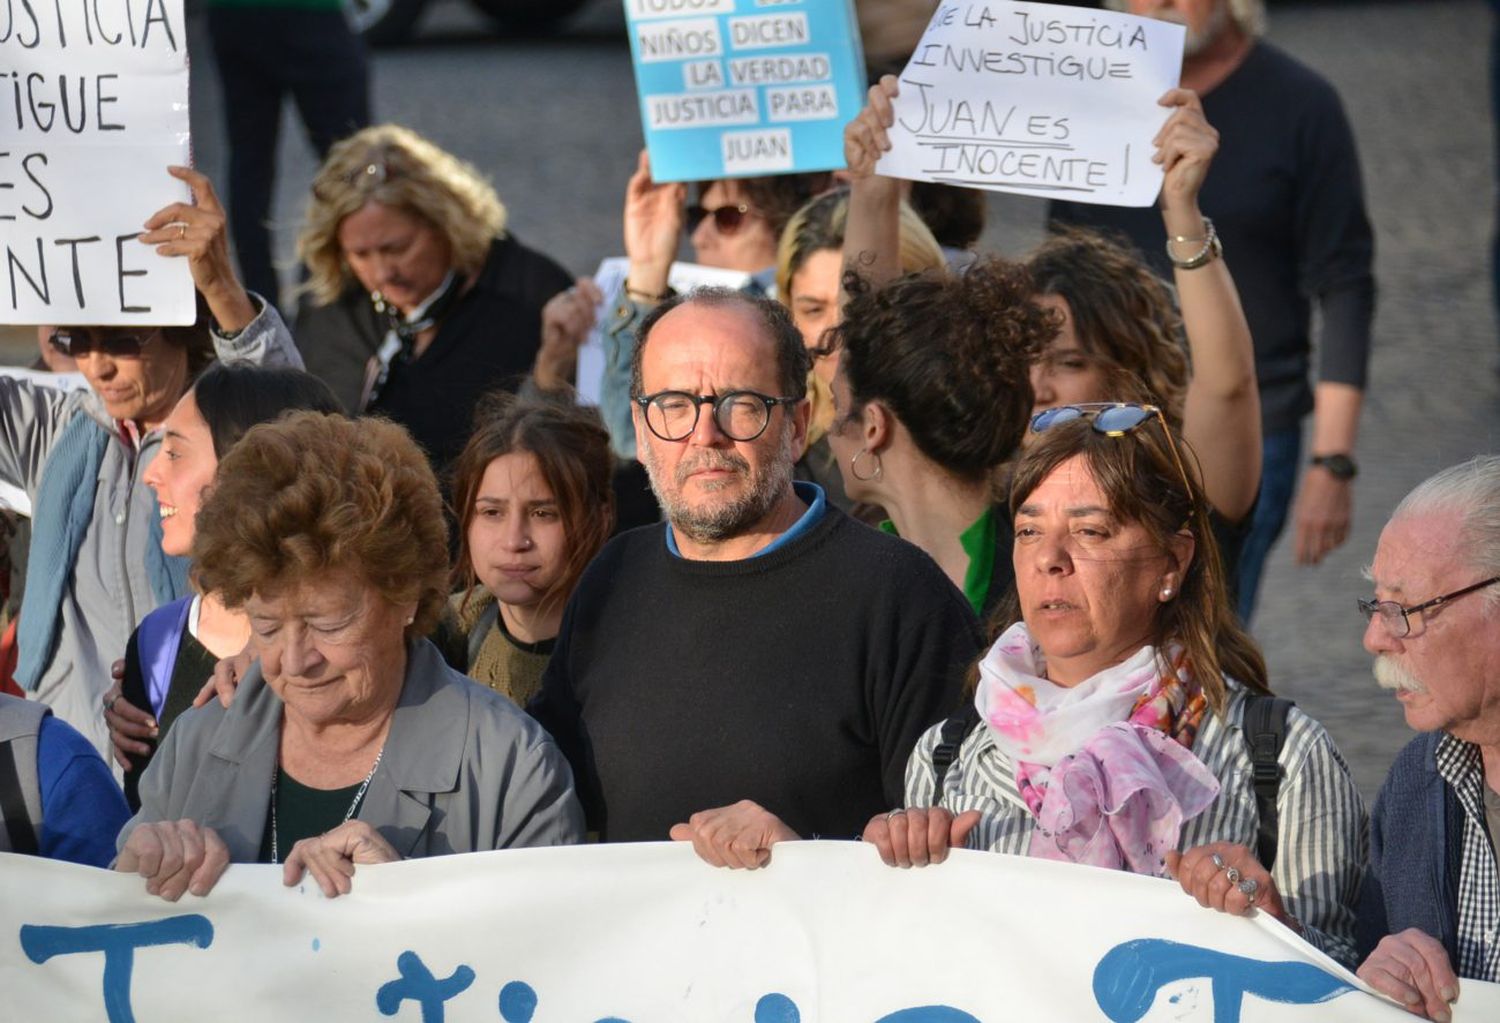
[1160,587,1174,600]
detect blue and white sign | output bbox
[623,0,867,182]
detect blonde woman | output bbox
[773,187,945,510]
[294,124,573,473]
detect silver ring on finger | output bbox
[1237,878,1260,898]
[1210,852,1226,870]
[885,808,907,821]
[1224,866,1241,885]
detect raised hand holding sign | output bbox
[1,0,194,324]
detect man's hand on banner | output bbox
[860,806,982,868]
[116,819,231,901]
[282,821,401,898]
[1357,928,1461,1022]
[669,800,799,870]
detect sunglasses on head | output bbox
[47,329,159,359]
[1030,402,1197,510]
[685,202,755,235]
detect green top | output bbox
[257,770,366,864]
[879,508,997,618]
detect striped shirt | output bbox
[1434,734,1500,980]
[906,683,1368,968]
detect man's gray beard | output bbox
[1373,655,1427,694]
[1158,4,1230,57]
[642,427,796,544]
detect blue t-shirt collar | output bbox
[664,480,826,560]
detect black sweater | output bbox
[530,507,982,842]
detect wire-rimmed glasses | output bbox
[1358,576,1500,638]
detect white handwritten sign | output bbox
[6,843,1494,1021]
[876,1,1184,206]
[624,0,867,182]
[0,0,194,325]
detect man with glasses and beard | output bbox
[1355,456,1500,1021]
[0,167,301,760]
[531,288,981,866]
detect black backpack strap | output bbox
[930,703,982,803]
[1242,694,1294,871]
[0,737,39,856]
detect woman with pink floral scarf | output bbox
[863,405,1367,968]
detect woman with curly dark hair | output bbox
[824,258,1056,616]
[843,79,1262,552]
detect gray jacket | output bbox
[0,301,301,761]
[119,638,585,859]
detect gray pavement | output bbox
[18,0,1500,797]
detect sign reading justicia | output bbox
[0,0,195,324]
[623,0,866,182]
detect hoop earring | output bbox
[850,448,883,482]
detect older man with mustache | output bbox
[1355,455,1500,1021]
[530,288,981,865]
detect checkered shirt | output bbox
[1434,734,1500,981]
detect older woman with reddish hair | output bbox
[116,412,582,900]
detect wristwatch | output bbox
[1310,454,1358,481]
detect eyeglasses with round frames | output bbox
[47,329,159,359]
[634,390,801,443]
[685,202,756,236]
[1358,576,1500,638]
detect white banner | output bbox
[5,843,1496,1021]
[876,1,1184,207]
[0,0,195,325]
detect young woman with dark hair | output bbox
[448,393,615,705]
[102,363,343,809]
